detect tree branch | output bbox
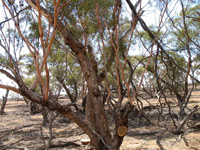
[0,69,17,82]
[0,84,20,94]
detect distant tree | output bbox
[165,1,200,115]
[127,0,200,116]
[0,90,9,115]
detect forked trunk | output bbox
[85,89,131,150]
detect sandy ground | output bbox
[0,91,200,150]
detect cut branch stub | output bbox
[117,126,128,137]
[80,138,91,145]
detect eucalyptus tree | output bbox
[127,0,200,116]
[165,1,200,115]
[1,0,199,149]
[0,0,139,149]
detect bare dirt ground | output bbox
[0,91,200,150]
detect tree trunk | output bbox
[85,89,112,146]
[42,106,49,126]
[30,102,40,114]
[0,90,9,115]
[8,2,127,149]
[176,94,186,116]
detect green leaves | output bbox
[168,3,200,52]
[0,54,9,67]
[29,22,40,38]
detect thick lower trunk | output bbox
[86,96,131,150]
[92,137,121,150]
[92,141,109,150]
[85,89,112,144]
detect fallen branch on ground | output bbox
[38,142,80,150]
[1,138,24,150]
[0,124,39,140]
[176,105,199,133]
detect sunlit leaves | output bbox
[168,3,200,52]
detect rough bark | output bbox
[30,102,40,114]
